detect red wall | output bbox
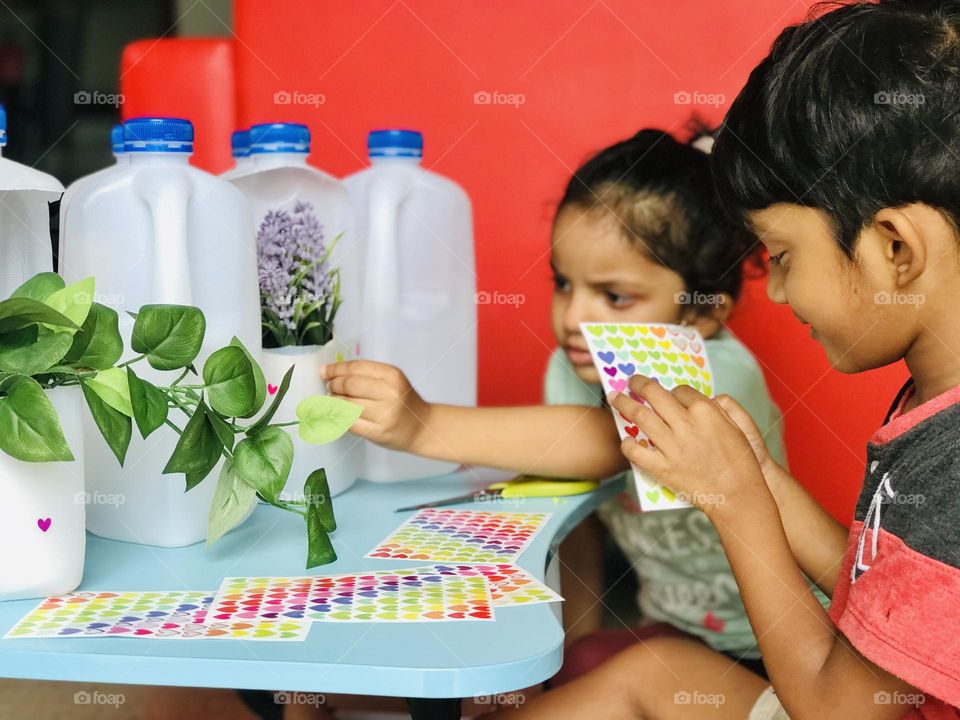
[123,1,910,524]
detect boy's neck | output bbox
[902,316,960,408]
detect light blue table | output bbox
[0,467,622,718]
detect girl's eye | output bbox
[769,251,788,267]
[552,274,570,292]
[605,291,634,307]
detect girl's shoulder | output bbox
[543,347,604,407]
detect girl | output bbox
[322,126,799,684]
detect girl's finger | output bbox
[326,393,385,423]
[325,373,392,402]
[608,391,670,449]
[346,416,384,439]
[319,359,397,381]
[625,374,688,429]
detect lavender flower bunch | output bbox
[257,200,342,348]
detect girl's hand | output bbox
[608,375,767,516]
[320,360,432,453]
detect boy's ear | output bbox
[872,206,929,287]
[682,294,734,339]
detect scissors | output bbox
[395,475,599,512]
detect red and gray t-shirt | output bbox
[830,380,960,719]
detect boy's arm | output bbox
[321,360,627,479]
[709,492,918,720]
[612,379,920,720]
[714,395,849,596]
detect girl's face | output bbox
[748,204,909,373]
[550,205,687,385]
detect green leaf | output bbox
[12,272,65,301]
[232,426,293,503]
[80,380,131,465]
[202,345,258,418]
[246,365,294,436]
[0,326,74,375]
[0,377,74,462]
[127,367,168,439]
[0,297,78,333]
[85,367,133,417]
[163,402,222,477]
[43,276,95,333]
[296,395,362,445]
[131,305,206,371]
[62,303,122,370]
[206,458,257,545]
[306,518,336,568]
[207,410,235,452]
[230,337,266,418]
[305,468,336,532]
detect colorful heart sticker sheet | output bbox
[211,563,561,620]
[212,572,494,623]
[3,590,310,641]
[580,322,715,511]
[365,508,552,563]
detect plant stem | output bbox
[116,354,146,368]
[164,419,183,435]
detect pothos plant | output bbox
[0,272,362,568]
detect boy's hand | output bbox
[320,360,432,452]
[712,394,786,483]
[609,375,767,515]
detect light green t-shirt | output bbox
[545,328,823,659]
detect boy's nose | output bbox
[766,273,788,305]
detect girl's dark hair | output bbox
[557,125,762,309]
[713,0,960,256]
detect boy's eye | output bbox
[769,251,788,267]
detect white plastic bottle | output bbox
[59,117,261,547]
[221,129,251,178]
[0,104,64,297]
[344,129,477,482]
[229,122,361,498]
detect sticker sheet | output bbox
[366,508,551,563]
[211,572,494,622]
[211,562,561,620]
[581,322,715,510]
[4,590,310,640]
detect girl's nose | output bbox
[563,293,590,332]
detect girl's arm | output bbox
[714,395,849,596]
[612,378,920,720]
[321,360,627,479]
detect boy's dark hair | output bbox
[713,0,960,256]
[558,124,762,306]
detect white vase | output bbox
[260,340,361,499]
[0,386,85,601]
